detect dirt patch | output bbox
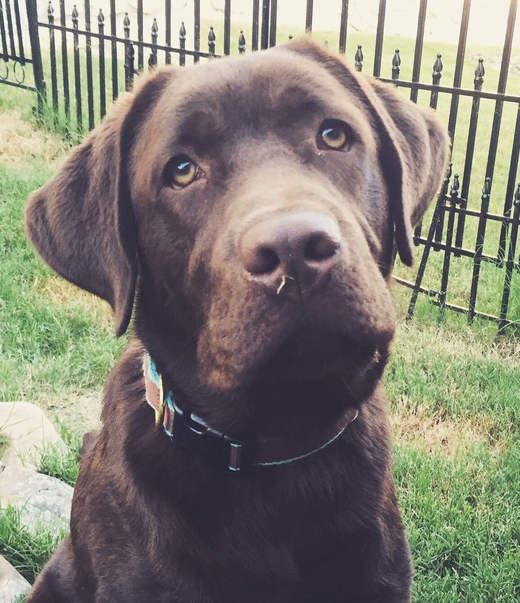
[391,399,502,457]
[33,276,113,331]
[0,110,67,167]
[38,391,103,434]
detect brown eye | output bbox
[319,120,349,150]
[166,155,200,187]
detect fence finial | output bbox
[451,174,460,196]
[355,45,363,71]
[239,30,246,54]
[392,49,401,80]
[98,8,104,24]
[47,1,54,18]
[148,18,158,69]
[71,5,78,24]
[208,26,216,55]
[474,58,485,90]
[179,21,186,39]
[432,53,443,82]
[124,13,130,38]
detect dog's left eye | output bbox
[318,120,349,150]
[164,155,201,188]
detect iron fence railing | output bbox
[1,0,519,333]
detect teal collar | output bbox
[143,353,359,473]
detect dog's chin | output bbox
[255,328,377,384]
[232,327,389,414]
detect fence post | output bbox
[26,0,46,117]
[414,53,444,245]
[498,185,520,332]
[98,9,106,118]
[179,22,186,66]
[407,163,452,321]
[72,5,82,133]
[124,12,134,90]
[148,18,158,70]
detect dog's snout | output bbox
[240,211,341,298]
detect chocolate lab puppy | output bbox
[25,40,448,602]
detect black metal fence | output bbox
[1,0,519,332]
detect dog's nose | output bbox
[240,211,341,299]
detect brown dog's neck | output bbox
[139,351,367,472]
[140,340,387,440]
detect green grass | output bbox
[0,159,125,405]
[395,444,520,602]
[0,505,65,584]
[38,423,82,487]
[0,423,81,585]
[0,28,519,599]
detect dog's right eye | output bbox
[164,155,201,188]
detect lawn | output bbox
[0,27,519,602]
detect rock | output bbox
[0,465,72,538]
[0,555,31,603]
[0,402,66,470]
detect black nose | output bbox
[240,211,341,299]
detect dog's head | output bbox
[26,40,448,427]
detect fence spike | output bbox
[125,41,135,90]
[432,53,443,83]
[392,49,401,80]
[47,1,54,19]
[450,174,460,196]
[208,25,216,55]
[238,30,246,54]
[72,5,78,25]
[148,18,158,69]
[355,45,363,71]
[123,13,130,38]
[98,8,104,24]
[474,57,484,89]
[179,21,186,66]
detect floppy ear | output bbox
[284,40,450,266]
[25,68,173,335]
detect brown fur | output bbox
[25,40,449,602]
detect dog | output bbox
[25,39,448,602]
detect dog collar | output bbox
[143,353,359,473]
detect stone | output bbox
[0,465,72,538]
[0,555,31,603]
[0,402,66,470]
